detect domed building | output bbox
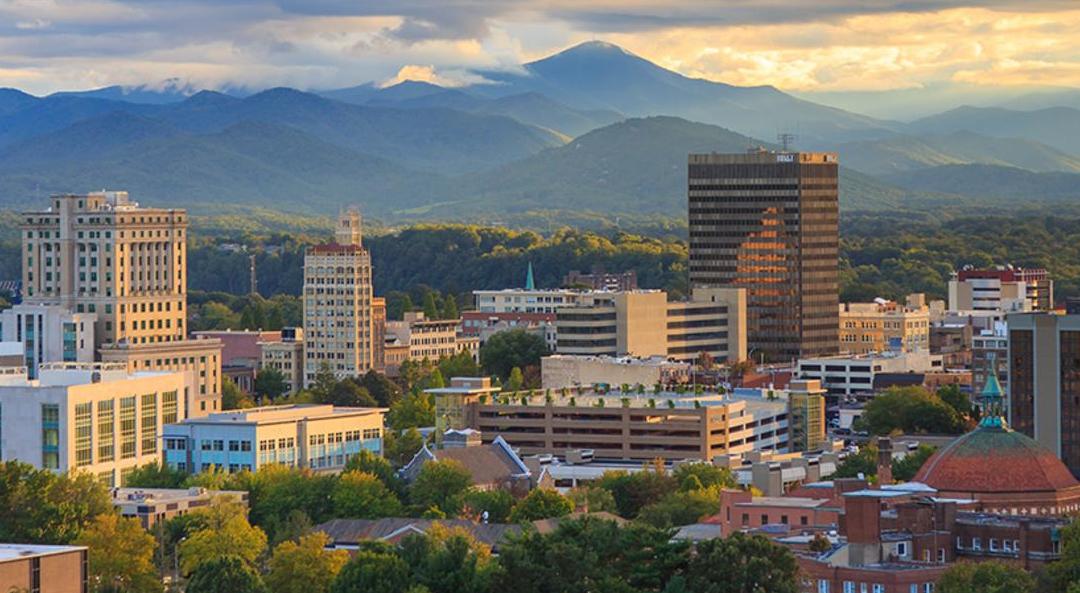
[914,366,1080,516]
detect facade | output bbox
[385,312,478,363]
[0,303,96,378]
[787,379,827,452]
[429,378,789,462]
[688,150,840,362]
[540,355,692,389]
[19,191,223,416]
[971,324,1008,398]
[554,288,747,364]
[259,327,304,396]
[372,297,386,373]
[563,270,638,292]
[839,295,930,355]
[461,311,557,350]
[949,266,1053,312]
[0,544,88,593]
[192,329,280,367]
[302,209,374,387]
[163,404,385,474]
[796,351,944,400]
[112,487,249,528]
[473,289,587,314]
[1007,313,1080,478]
[0,363,185,486]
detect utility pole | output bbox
[249,253,257,296]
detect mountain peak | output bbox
[529,40,641,67]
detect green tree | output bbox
[439,351,481,380]
[343,449,403,493]
[385,427,427,467]
[124,462,189,488]
[331,471,404,518]
[423,292,440,320]
[266,532,349,593]
[309,363,338,403]
[320,380,378,407]
[0,462,113,543]
[410,460,473,516]
[596,463,678,518]
[240,465,337,541]
[179,500,268,573]
[331,551,411,593]
[460,488,516,523]
[938,384,976,421]
[186,556,267,593]
[480,329,549,380]
[859,386,965,435]
[637,487,723,528]
[505,367,525,392]
[388,394,436,431]
[254,367,289,400]
[75,514,161,593]
[892,445,937,481]
[683,532,798,593]
[938,561,1036,593]
[401,524,498,593]
[221,377,255,410]
[566,486,618,513]
[1045,520,1080,592]
[673,462,736,491]
[360,370,403,407]
[509,488,575,522]
[441,294,459,320]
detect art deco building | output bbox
[302,209,374,386]
[688,150,840,361]
[19,191,222,416]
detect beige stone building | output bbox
[839,294,930,355]
[0,362,185,486]
[259,327,304,396]
[554,288,746,364]
[19,191,222,416]
[540,355,692,389]
[303,209,375,386]
[385,312,479,363]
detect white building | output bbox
[473,289,588,314]
[163,404,386,474]
[796,351,943,399]
[0,362,186,486]
[0,304,96,378]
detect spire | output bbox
[525,262,535,290]
[977,353,1006,428]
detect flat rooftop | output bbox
[735,496,829,509]
[176,404,385,424]
[0,544,85,562]
[113,487,247,505]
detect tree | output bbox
[809,533,832,553]
[460,488,516,523]
[124,462,189,488]
[683,532,798,593]
[410,459,473,516]
[388,394,436,431]
[332,471,404,518]
[673,462,736,491]
[400,524,498,593]
[322,380,378,407]
[331,551,411,593]
[0,462,113,544]
[360,370,402,407]
[75,514,161,593]
[566,486,618,513]
[240,465,336,542]
[509,488,574,522]
[423,292,440,320]
[595,463,678,518]
[179,500,268,573]
[1046,520,1080,592]
[343,449,403,493]
[266,532,349,593]
[892,445,937,481]
[254,367,289,400]
[222,377,255,410]
[938,561,1035,593]
[309,363,338,403]
[186,556,267,593]
[439,351,481,380]
[859,386,965,435]
[938,384,976,421]
[637,486,723,528]
[385,427,427,467]
[505,367,525,392]
[441,294,459,320]
[480,329,549,380]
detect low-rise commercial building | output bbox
[385,312,478,363]
[259,327,304,396]
[839,294,930,355]
[192,329,281,368]
[473,288,587,314]
[0,362,185,486]
[461,311,556,350]
[99,336,223,417]
[0,304,96,378]
[949,265,1053,312]
[540,355,692,389]
[163,404,386,474]
[112,486,249,528]
[0,544,87,593]
[796,351,943,401]
[563,270,638,291]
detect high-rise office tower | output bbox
[19,191,222,416]
[303,208,374,386]
[688,150,840,361]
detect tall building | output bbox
[19,191,222,416]
[1007,313,1080,477]
[688,150,840,361]
[303,209,374,386]
[0,304,96,378]
[949,265,1053,312]
[838,294,930,355]
[787,379,826,453]
[0,362,185,486]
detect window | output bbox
[74,403,93,467]
[818,580,829,593]
[990,538,999,552]
[843,582,854,593]
[938,548,946,562]
[972,537,982,551]
[896,542,908,557]
[98,400,114,462]
[872,585,884,593]
[41,404,60,469]
[924,584,934,593]
[140,394,157,455]
[120,397,136,459]
[162,391,178,425]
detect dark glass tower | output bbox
[688,150,839,362]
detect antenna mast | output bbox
[777,132,797,152]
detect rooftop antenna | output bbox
[777,132,797,152]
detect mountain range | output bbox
[1,41,1079,222]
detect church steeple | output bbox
[525,262,535,290]
[977,353,1006,428]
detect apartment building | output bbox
[689,150,840,361]
[839,294,930,355]
[303,209,374,387]
[0,362,185,486]
[163,404,385,474]
[554,288,746,364]
[428,378,789,462]
[0,544,88,593]
[949,265,1053,312]
[259,327,304,396]
[385,312,478,363]
[0,303,96,377]
[19,191,223,416]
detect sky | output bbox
[1,1,1079,116]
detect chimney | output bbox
[877,437,893,485]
